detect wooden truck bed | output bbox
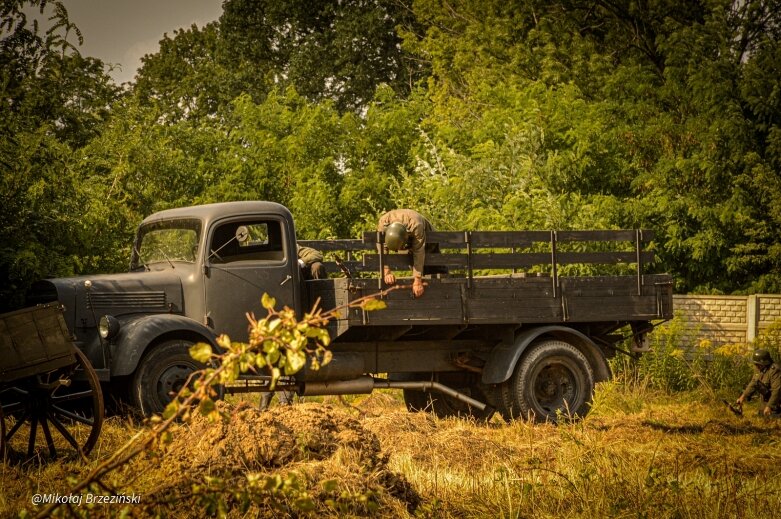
[301,229,674,338]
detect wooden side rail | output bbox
[300,229,657,294]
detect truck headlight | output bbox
[99,315,121,340]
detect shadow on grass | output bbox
[641,419,772,435]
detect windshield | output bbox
[132,219,202,269]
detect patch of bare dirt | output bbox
[161,401,378,476]
[132,401,419,516]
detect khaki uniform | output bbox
[297,245,326,280]
[740,363,781,413]
[377,209,434,278]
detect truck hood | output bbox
[28,271,185,333]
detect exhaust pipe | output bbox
[301,376,375,395]
[301,376,489,412]
[373,378,489,411]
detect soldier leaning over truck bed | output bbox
[377,209,438,298]
[297,244,327,280]
[736,349,781,417]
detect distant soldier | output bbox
[297,244,327,280]
[377,209,436,298]
[736,349,781,417]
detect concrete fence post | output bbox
[746,294,760,343]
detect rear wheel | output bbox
[499,339,594,423]
[132,340,204,416]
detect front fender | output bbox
[481,325,610,385]
[110,314,218,377]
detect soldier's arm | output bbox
[375,216,394,282]
[409,225,427,279]
[740,373,761,402]
[297,246,323,265]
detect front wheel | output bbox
[500,339,595,423]
[132,340,204,416]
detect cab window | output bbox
[209,219,286,264]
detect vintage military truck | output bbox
[23,201,673,421]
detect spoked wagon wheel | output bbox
[0,348,104,461]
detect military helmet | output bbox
[384,222,408,251]
[751,349,773,366]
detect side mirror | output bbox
[235,225,250,243]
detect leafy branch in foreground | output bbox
[32,288,397,518]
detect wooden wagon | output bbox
[0,304,103,461]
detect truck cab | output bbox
[28,201,303,415]
[136,201,303,338]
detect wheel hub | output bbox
[534,364,575,407]
[156,364,194,402]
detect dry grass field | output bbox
[2,380,780,518]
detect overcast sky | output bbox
[38,0,224,84]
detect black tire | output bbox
[132,340,204,416]
[501,339,594,423]
[399,373,494,421]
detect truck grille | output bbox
[87,292,167,309]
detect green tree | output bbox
[133,23,227,121]
[219,0,424,113]
[74,95,229,274]
[0,0,120,310]
[200,89,349,237]
[393,0,781,293]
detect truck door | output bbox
[203,216,298,341]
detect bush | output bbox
[610,314,781,396]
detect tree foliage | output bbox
[0,0,120,310]
[3,0,781,302]
[218,0,423,112]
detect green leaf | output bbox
[268,318,282,331]
[162,400,179,420]
[189,342,213,363]
[361,298,387,311]
[305,327,331,346]
[198,398,216,416]
[321,479,339,492]
[261,293,277,310]
[285,349,307,374]
[294,496,316,512]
